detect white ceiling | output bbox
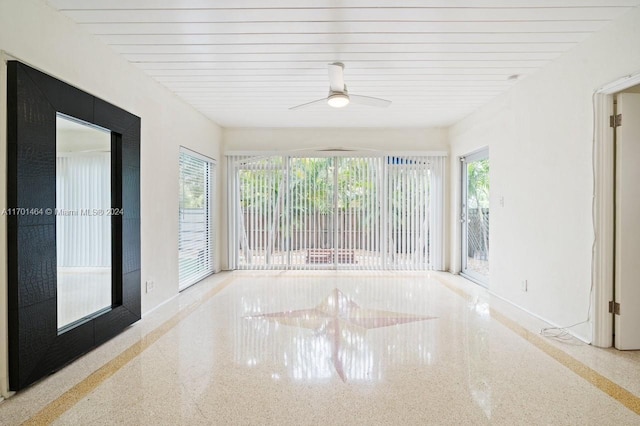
[47,0,640,128]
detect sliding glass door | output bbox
[289,157,336,268]
[461,149,490,286]
[178,148,216,290]
[228,153,445,271]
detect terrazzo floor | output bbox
[1,271,640,425]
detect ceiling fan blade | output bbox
[350,94,392,108]
[328,62,345,92]
[289,98,327,110]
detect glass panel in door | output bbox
[289,157,336,268]
[462,150,490,285]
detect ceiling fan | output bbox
[289,62,392,110]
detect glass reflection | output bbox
[465,296,492,419]
[234,279,439,383]
[56,114,112,330]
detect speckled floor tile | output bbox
[2,271,639,425]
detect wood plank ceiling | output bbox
[47,0,640,128]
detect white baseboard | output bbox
[142,293,180,318]
[488,290,591,344]
[441,272,592,344]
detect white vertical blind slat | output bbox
[56,153,111,267]
[228,153,445,271]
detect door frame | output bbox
[592,71,640,347]
[460,147,490,287]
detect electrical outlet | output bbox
[521,279,528,292]
[145,280,154,293]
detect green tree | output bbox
[466,159,490,259]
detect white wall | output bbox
[449,7,640,342]
[222,127,449,270]
[0,0,222,396]
[224,127,448,153]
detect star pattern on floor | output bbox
[246,288,437,382]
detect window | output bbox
[227,153,445,271]
[179,148,216,290]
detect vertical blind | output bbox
[56,153,111,267]
[179,148,216,290]
[227,153,445,271]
